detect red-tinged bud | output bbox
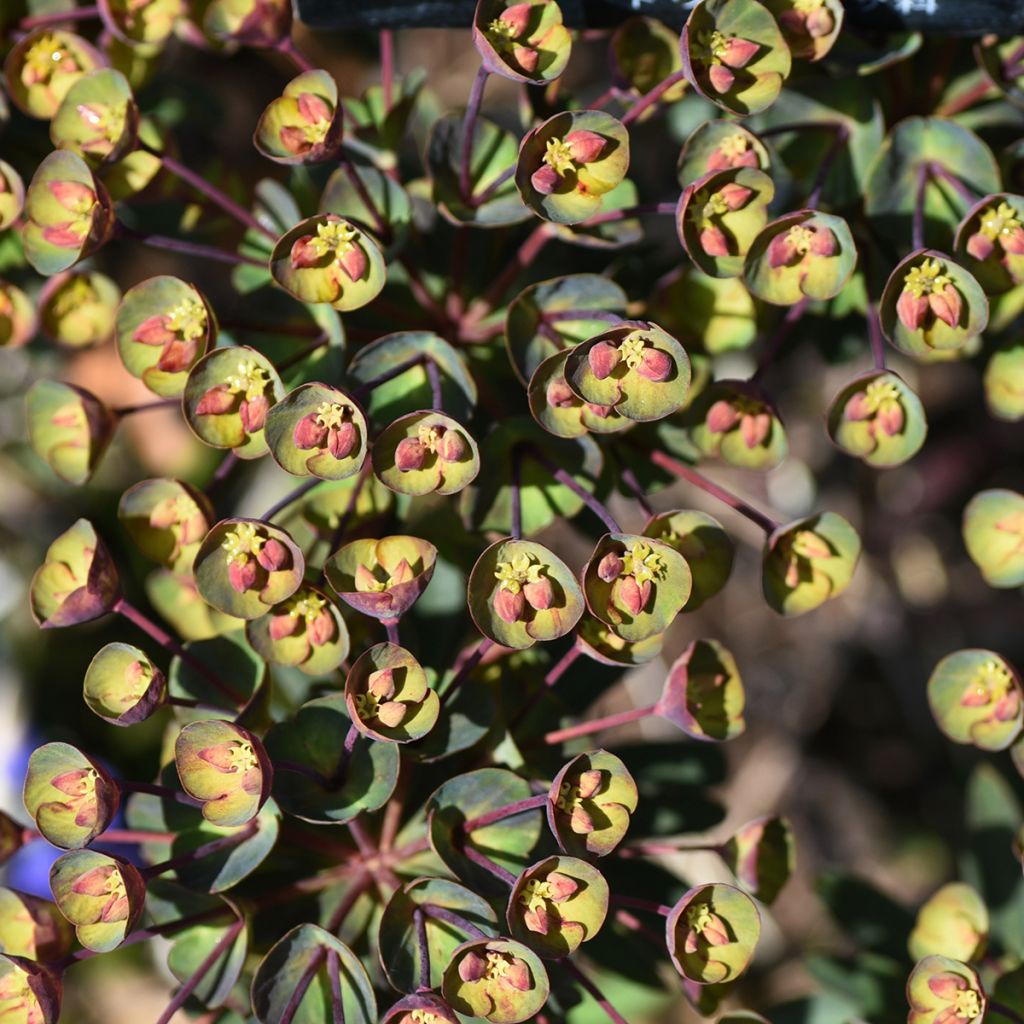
[133,316,175,346]
[51,770,90,795]
[293,413,328,450]
[717,183,753,211]
[996,691,1020,720]
[703,912,731,946]
[767,232,798,268]
[615,574,644,617]
[806,6,834,37]
[546,871,579,901]
[565,130,607,165]
[523,576,554,611]
[512,44,540,73]
[741,412,771,449]
[196,385,236,416]
[72,865,116,896]
[494,586,526,624]
[877,402,904,436]
[929,284,962,328]
[570,804,595,833]
[844,392,871,421]
[597,551,624,582]
[499,2,532,35]
[257,537,289,572]
[585,402,615,418]
[588,340,620,380]
[377,700,407,727]
[390,559,414,585]
[297,92,331,124]
[706,399,740,433]
[279,126,309,155]
[505,959,532,991]
[700,225,731,257]
[636,348,672,382]
[240,394,269,433]
[1002,226,1024,255]
[229,558,258,594]
[524,905,552,934]
[355,564,379,591]
[458,952,486,983]
[157,338,196,373]
[328,421,357,460]
[368,668,396,698]
[531,163,561,195]
[708,64,735,92]
[395,436,427,472]
[289,235,322,269]
[43,224,85,248]
[721,36,759,68]
[577,769,603,798]
[100,895,129,922]
[896,289,929,331]
[48,180,94,210]
[547,379,576,408]
[437,430,467,462]
[198,744,239,772]
[338,244,367,282]
[810,227,838,257]
[270,613,299,640]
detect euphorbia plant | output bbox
[4,0,1024,1022]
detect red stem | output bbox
[620,69,687,126]
[753,299,809,381]
[279,36,315,73]
[562,959,630,1024]
[466,223,553,321]
[155,918,244,1024]
[460,67,490,200]
[115,223,266,268]
[544,704,655,745]
[20,4,99,28]
[868,302,887,370]
[581,202,676,227]
[439,636,495,708]
[610,894,673,916]
[114,398,180,416]
[380,29,395,112]
[460,793,549,832]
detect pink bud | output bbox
[636,348,672,382]
[740,411,771,449]
[928,975,967,1000]
[157,339,196,373]
[810,227,838,257]
[928,284,962,328]
[198,744,240,773]
[721,36,759,69]
[565,130,607,165]
[570,804,595,833]
[71,865,115,897]
[708,145,758,172]
[368,668,396,699]
[377,701,408,728]
[51,770,90,795]
[1002,226,1024,255]
[390,559,414,585]
[338,244,368,282]
[293,413,328,450]
[614,574,644,617]
[229,557,259,594]
[270,613,299,640]
[240,394,269,433]
[458,952,486,983]
[708,64,736,94]
[48,180,95,210]
[700,911,730,947]
[498,2,532,36]
[257,538,289,572]
[43,224,85,248]
[196,385,236,416]
[767,232,798,268]
[297,92,331,125]
[531,163,561,196]
[437,430,467,462]
[395,436,427,472]
[545,871,579,901]
[494,586,526,624]
[512,44,540,73]
[504,959,532,991]
[523,905,551,935]
[289,235,322,269]
[876,402,904,436]
[996,691,1020,721]
[546,379,576,408]
[355,564,380,591]
[328,421,357,460]
[699,225,730,257]
[133,315,176,347]
[279,126,311,155]
[100,895,130,923]
[597,551,624,582]
[717,183,753,211]
[523,576,554,611]
[585,402,614,418]
[806,6,834,37]
[896,289,929,331]
[588,341,620,380]
[843,392,872,422]
[577,769,603,798]
[706,399,740,433]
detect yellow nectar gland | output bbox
[622,541,666,585]
[77,100,127,142]
[857,379,902,416]
[543,137,577,177]
[494,552,546,594]
[619,332,652,370]
[315,401,349,430]
[783,225,817,256]
[976,202,1023,243]
[487,16,519,42]
[51,275,98,317]
[225,358,271,403]
[222,522,266,565]
[307,219,360,261]
[23,35,80,86]
[794,0,827,12]
[519,877,555,913]
[164,297,207,341]
[282,590,327,625]
[698,29,733,65]
[218,739,259,775]
[686,902,718,937]
[719,133,751,160]
[407,1012,443,1024]
[903,258,952,298]
[967,659,1015,704]
[953,988,982,1020]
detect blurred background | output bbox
[2,15,1024,1024]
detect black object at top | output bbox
[295,0,1024,35]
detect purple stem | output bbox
[326,949,347,1024]
[545,643,581,688]
[610,894,673,916]
[581,202,677,227]
[753,299,809,381]
[561,960,630,1024]
[544,704,655,745]
[325,459,373,556]
[339,158,390,238]
[141,822,258,878]
[280,948,325,1024]
[460,842,517,886]
[989,1001,1024,1024]
[116,223,266,268]
[470,163,516,208]
[913,163,929,252]
[274,335,330,373]
[422,903,489,939]
[867,302,888,370]
[526,449,620,534]
[511,448,523,541]
[425,358,443,410]
[928,161,979,204]
[352,355,429,400]
[325,877,371,933]
[384,618,401,645]
[620,69,687,126]
[261,478,321,521]
[414,907,432,986]
[460,793,550,832]
[380,29,395,112]
[806,126,850,209]
[20,4,99,28]
[543,309,625,324]
[114,397,180,416]
[440,637,495,708]
[460,67,490,201]
[155,917,244,1024]
[121,780,202,808]
[206,452,240,495]
[279,36,315,73]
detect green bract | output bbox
[49,850,145,952]
[643,510,733,610]
[744,210,857,305]
[324,535,437,621]
[246,584,350,676]
[118,477,213,573]
[906,956,986,1024]
[678,121,769,186]
[381,994,460,1024]
[928,649,1023,752]
[583,533,691,642]
[270,214,385,311]
[955,193,1024,294]
[547,750,638,857]
[38,271,120,349]
[827,370,927,468]
[175,719,273,827]
[985,340,1024,421]
[83,642,167,725]
[678,167,775,279]
[203,0,291,47]
[0,160,25,231]
[99,0,184,45]
[656,638,746,741]
[442,938,549,1024]
[681,0,792,116]
[50,69,138,165]
[762,511,861,617]
[762,0,843,61]
[666,883,761,985]
[373,411,480,496]
[193,518,304,619]
[468,538,584,649]
[963,489,1024,588]
[264,383,368,480]
[26,380,116,485]
[516,110,629,225]
[909,883,988,964]
[0,889,72,961]
[183,346,283,458]
[255,70,342,165]
[880,250,988,362]
[563,322,690,422]
[24,742,119,849]
[721,816,796,904]
[528,349,632,437]
[0,955,61,1024]
[29,519,121,629]
[473,0,571,84]
[611,16,686,99]
[4,29,104,119]
[117,276,216,397]
[576,614,665,667]
[507,856,608,957]
[344,642,439,742]
[23,150,114,276]
[0,280,37,349]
